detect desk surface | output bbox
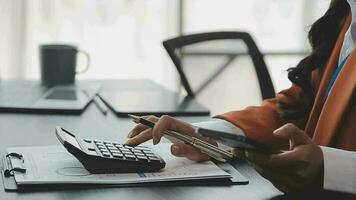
[0,80,283,200]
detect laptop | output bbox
[0,81,99,114]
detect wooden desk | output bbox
[0,80,284,199]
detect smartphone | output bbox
[197,127,279,153]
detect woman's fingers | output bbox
[273,123,310,147]
[127,116,159,138]
[244,124,324,193]
[126,115,159,139]
[126,129,211,161]
[170,143,210,162]
[125,115,215,162]
[151,115,195,145]
[127,124,149,138]
[266,124,312,168]
[125,129,153,146]
[125,115,195,146]
[268,150,308,168]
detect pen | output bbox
[128,114,233,162]
[93,95,108,115]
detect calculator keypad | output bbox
[88,140,161,163]
[57,127,165,173]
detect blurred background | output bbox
[0,0,330,115]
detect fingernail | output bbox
[124,138,133,145]
[127,132,133,138]
[153,136,161,145]
[172,145,180,154]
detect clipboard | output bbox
[2,162,246,192]
[1,146,248,192]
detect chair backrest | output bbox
[163,31,275,100]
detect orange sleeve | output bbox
[215,85,304,148]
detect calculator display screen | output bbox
[64,133,81,149]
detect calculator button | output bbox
[112,153,124,158]
[148,156,160,161]
[86,150,98,156]
[131,149,142,153]
[87,147,96,151]
[110,150,120,154]
[145,153,155,156]
[121,150,131,154]
[107,146,117,150]
[113,144,123,148]
[136,155,147,160]
[102,152,111,157]
[134,152,145,156]
[83,139,92,143]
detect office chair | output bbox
[163,31,275,100]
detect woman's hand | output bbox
[245,123,324,193]
[125,115,217,162]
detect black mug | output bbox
[40,44,90,86]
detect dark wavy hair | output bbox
[281,0,350,120]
